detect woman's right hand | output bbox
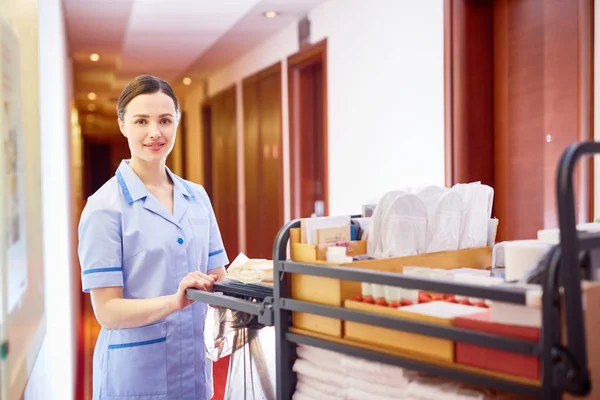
[172,271,217,311]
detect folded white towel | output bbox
[340,353,414,381]
[297,344,412,382]
[405,377,487,400]
[296,375,344,397]
[347,387,404,400]
[294,358,407,399]
[291,391,317,400]
[293,359,347,388]
[296,345,344,372]
[296,378,345,400]
[348,378,406,398]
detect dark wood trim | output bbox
[288,38,327,66]
[242,62,282,85]
[578,0,595,223]
[444,0,494,188]
[179,111,187,179]
[287,38,329,218]
[444,0,454,187]
[200,103,213,198]
[205,84,237,104]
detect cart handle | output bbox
[554,141,599,390]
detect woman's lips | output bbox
[145,143,165,152]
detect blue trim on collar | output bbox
[175,176,196,198]
[116,170,133,204]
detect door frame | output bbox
[201,102,213,198]
[287,39,329,219]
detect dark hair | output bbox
[116,74,180,121]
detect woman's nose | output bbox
[148,123,161,139]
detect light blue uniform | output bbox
[78,160,229,400]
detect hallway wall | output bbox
[13,0,76,398]
[199,0,445,217]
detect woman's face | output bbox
[119,91,178,164]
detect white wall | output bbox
[24,0,76,398]
[202,0,445,216]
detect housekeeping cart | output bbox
[188,141,599,400]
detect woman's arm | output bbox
[90,271,217,330]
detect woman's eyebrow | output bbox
[131,113,173,118]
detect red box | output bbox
[453,311,540,380]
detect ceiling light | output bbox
[86,114,95,122]
[87,104,96,112]
[88,92,97,100]
[263,11,278,18]
[182,77,192,86]
[90,53,100,62]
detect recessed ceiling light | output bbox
[182,77,192,86]
[87,104,96,112]
[263,11,278,18]
[90,53,100,62]
[86,114,95,122]
[88,92,97,101]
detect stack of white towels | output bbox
[292,345,521,400]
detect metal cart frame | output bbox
[189,141,599,400]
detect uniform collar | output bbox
[116,160,195,204]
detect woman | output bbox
[78,74,229,400]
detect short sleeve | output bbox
[78,206,124,292]
[200,189,229,271]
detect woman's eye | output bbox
[134,119,147,124]
[160,119,172,124]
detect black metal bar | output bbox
[186,289,263,316]
[212,281,274,300]
[552,141,599,396]
[556,142,592,359]
[542,246,566,400]
[273,219,300,400]
[281,298,539,356]
[286,332,543,398]
[282,261,528,304]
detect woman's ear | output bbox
[118,118,126,136]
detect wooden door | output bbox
[243,64,284,259]
[446,0,593,241]
[243,76,261,259]
[209,87,239,258]
[288,40,328,219]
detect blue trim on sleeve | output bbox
[108,337,166,350]
[208,249,224,257]
[176,177,196,198]
[116,171,133,204]
[82,267,123,275]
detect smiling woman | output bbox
[78,74,230,400]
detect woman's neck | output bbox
[128,157,170,188]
